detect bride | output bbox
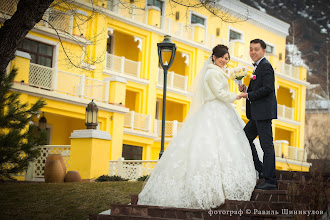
[137,45,257,209]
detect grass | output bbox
[0,181,144,220]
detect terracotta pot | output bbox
[44,154,66,183]
[64,171,82,182]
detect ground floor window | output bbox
[122,144,142,160]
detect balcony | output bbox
[104,52,141,78]
[157,68,188,92]
[29,63,110,103]
[154,119,183,138]
[124,111,152,132]
[277,104,294,121]
[274,140,307,162]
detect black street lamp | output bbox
[85,100,98,129]
[157,35,176,159]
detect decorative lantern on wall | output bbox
[85,100,98,129]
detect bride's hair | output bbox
[212,44,230,62]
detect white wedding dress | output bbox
[137,61,257,210]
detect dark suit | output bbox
[245,57,277,185]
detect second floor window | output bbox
[191,14,205,25]
[147,0,163,11]
[229,30,242,41]
[18,39,53,67]
[266,44,274,54]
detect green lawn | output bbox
[0,181,144,220]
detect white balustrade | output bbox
[109,157,157,180]
[25,145,70,180]
[117,3,148,24]
[277,104,294,120]
[287,146,298,160]
[158,68,188,91]
[274,141,282,157]
[29,63,56,90]
[105,53,141,78]
[124,111,151,132]
[279,61,301,79]
[36,8,73,34]
[0,0,18,16]
[29,65,110,103]
[154,119,183,137]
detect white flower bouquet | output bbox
[227,65,248,85]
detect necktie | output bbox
[252,63,257,67]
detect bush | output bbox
[137,175,149,181]
[95,175,128,182]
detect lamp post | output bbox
[157,35,176,159]
[85,100,98,129]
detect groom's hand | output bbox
[238,92,248,99]
[239,84,246,92]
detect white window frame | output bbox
[107,29,115,54]
[25,34,59,69]
[264,41,276,55]
[189,11,208,28]
[228,27,244,43]
[145,0,166,16]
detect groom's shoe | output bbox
[255,182,277,190]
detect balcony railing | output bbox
[124,111,152,132]
[109,157,157,180]
[277,104,294,121]
[158,68,188,91]
[37,8,72,34]
[105,53,141,78]
[279,61,300,79]
[154,119,183,137]
[0,0,18,16]
[29,63,110,103]
[25,145,71,181]
[274,140,307,162]
[288,146,307,162]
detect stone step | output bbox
[275,170,330,181]
[89,214,178,220]
[108,201,305,219]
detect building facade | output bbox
[1,0,311,180]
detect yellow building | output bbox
[1,0,311,180]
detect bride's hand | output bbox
[236,95,242,100]
[238,92,248,99]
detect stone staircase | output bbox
[89,170,330,220]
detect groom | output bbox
[238,39,277,190]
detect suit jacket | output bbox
[246,58,277,120]
[204,64,237,103]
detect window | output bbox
[266,44,274,54]
[122,144,142,160]
[191,14,205,25]
[229,30,242,41]
[107,35,113,53]
[18,39,53,67]
[147,0,163,11]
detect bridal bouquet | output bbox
[228,65,248,85]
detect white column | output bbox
[130,111,135,130]
[121,56,125,74]
[167,18,171,33]
[154,119,158,136]
[172,120,178,137]
[137,61,141,78]
[69,14,74,35]
[25,161,36,181]
[169,71,174,88]
[52,68,58,91]
[104,81,110,103]
[116,157,124,177]
[80,74,85,98]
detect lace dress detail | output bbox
[138,68,257,209]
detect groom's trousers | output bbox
[244,119,277,185]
